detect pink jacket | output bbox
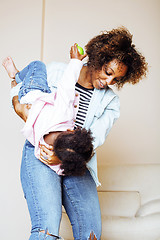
[21,59,83,173]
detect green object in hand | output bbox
[77,44,84,55]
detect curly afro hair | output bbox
[53,128,94,176]
[85,26,148,88]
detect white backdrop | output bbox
[0,0,159,239]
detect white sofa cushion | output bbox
[136,199,160,217]
[102,213,160,240]
[98,191,140,217]
[98,165,160,204]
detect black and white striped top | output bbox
[74,83,94,128]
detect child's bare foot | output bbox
[2,56,18,79]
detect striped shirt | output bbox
[74,83,94,128]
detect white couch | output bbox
[59,164,160,240]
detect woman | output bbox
[11,27,147,239]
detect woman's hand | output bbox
[70,43,87,61]
[39,144,61,165]
[12,96,31,122]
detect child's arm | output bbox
[70,43,87,61]
[55,43,86,106]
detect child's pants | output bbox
[15,61,51,102]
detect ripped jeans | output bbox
[21,140,102,240]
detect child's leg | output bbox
[2,57,48,88]
[2,57,43,84]
[15,64,31,84]
[18,61,51,101]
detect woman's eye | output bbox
[105,71,111,75]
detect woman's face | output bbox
[91,59,128,89]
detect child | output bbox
[3,44,93,176]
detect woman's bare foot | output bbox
[2,56,18,79]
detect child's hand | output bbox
[70,43,87,61]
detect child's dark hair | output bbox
[53,128,94,176]
[85,26,148,88]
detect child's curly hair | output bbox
[53,128,94,176]
[85,26,148,88]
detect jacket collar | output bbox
[84,87,117,128]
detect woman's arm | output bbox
[12,96,31,122]
[39,144,61,165]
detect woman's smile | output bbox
[98,79,105,89]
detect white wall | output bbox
[0,0,159,239]
[0,0,42,239]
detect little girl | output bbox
[3,44,93,176]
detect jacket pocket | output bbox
[94,105,105,119]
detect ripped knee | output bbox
[88,231,97,240]
[39,228,63,239]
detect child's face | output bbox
[44,131,63,146]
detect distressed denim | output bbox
[15,61,51,101]
[21,140,101,240]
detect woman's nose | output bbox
[105,76,115,85]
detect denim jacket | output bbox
[11,61,120,186]
[46,61,120,186]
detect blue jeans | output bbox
[15,61,51,101]
[21,140,101,240]
[19,61,102,239]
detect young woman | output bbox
[7,27,148,239]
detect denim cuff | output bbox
[15,72,22,84]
